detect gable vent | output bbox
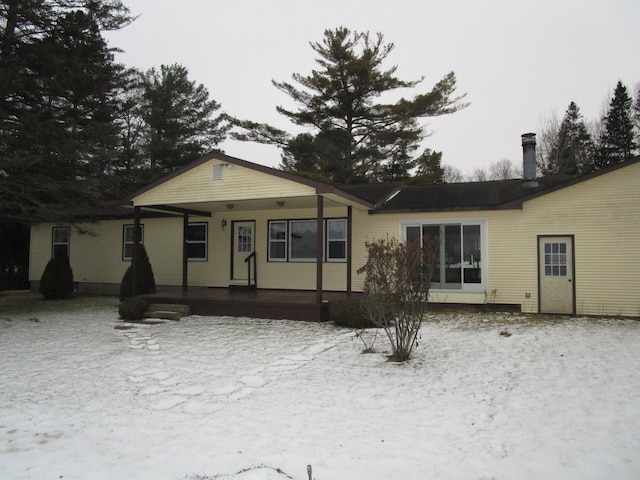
[213,164,223,181]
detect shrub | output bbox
[118,296,148,321]
[330,297,376,329]
[120,244,156,301]
[357,235,438,362]
[39,254,73,300]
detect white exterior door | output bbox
[538,236,575,314]
[232,221,254,280]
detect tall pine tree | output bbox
[595,81,636,169]
[546,102,594,175]
[230,27,467,184]
[0,0,132,222]
[137,64,229,180]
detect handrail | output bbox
[244,251,257,288]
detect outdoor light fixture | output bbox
[220,219,227,230]
[226,203,234,210]
[277,201,285,207]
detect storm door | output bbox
[232,221,255,280]
[538,236,575,314]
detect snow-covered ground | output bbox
[1,293,639,480]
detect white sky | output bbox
[106,0,639,174]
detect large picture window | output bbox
[403,220,486,291]
[123,224,144,261]
[268,218,347,263]
[186,223,208,261]
[52,227,70,258]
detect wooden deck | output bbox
[143,287,352,321]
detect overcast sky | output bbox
[106,0,639,175]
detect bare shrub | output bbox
[357,235,438,362]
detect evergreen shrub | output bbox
[119,296,148,321]
[120,244,156,301]
[330,297,375,328]
[39,254,73,299]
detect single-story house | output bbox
[29,134,640,319]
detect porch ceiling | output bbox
[138,193,369,215]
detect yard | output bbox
[1,292,639,480]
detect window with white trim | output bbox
[290,220,317,261]
[326,218,347,262]
[52,227,70,258]
[267,218,347,262]
[403,220,486,292]
[186,223,208,261]
[123,224,144,261]
[268,221,287,261]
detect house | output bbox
[29,134,640,319]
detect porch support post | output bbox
[182,213,189,291]
[132,206,141,297]
[316,195,324,305]
[347,205,352,296]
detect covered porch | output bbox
[125,153,379,321]
[142,287,353,322]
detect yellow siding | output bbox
[351,162,640,316]
[134,160,316,206]
[29,161,639,316]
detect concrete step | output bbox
[144,303,191,321]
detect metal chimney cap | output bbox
[521,132,536,145]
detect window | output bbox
[544,242,567,276]
[403,220,486,292]
[52,227,70,258]
[186,223,208,261]
[267,218,348,262]
[123,224,144,261]
[326,219,347,261]
[236,225,253,253]
[290,220,317,261]
[269,221,287,261]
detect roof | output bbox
[342,156,640,213]
[123,152,639,214]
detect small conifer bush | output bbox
[39,254,73,299]
[119,297,149,321]
[120,244,156,301]
[330,297,375,328]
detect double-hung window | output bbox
[52,227,70,258]
[268,218,347,262]
[123,224,144,261]
[268,221,287,261]
[403,220,486,292]
[186,223,208,261]
[326,218,347,262]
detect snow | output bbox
[1,293,639,480]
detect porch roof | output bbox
[124,151,376,213]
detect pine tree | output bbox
[546,102,594,174]
[231,27,467,184]
[595,81,636,169]
[0,0,132,222]
[138,64,229,180]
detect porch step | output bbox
[144,303,191,321]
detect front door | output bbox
[538,236,575,314]
[232,221,255,280]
